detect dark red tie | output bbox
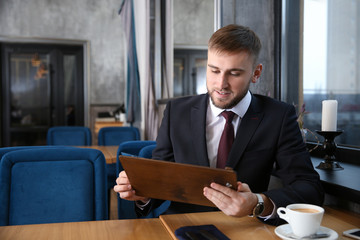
[217,111,235,168]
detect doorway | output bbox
[1,43,84,146]
[173,49,207,97]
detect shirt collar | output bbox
[208,91,252,119]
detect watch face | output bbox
[254,203,265,216]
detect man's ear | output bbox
[252,64,263,83]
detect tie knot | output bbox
[221,111,235,123]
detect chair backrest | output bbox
[98,127,140,146]
[0,148,108,226]
[116,140,156,219]
[116,140,157,173]
[0,146,76,169]
[138,144,157,159]
[0,146,75,160]
[47,126,92,146]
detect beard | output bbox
[209,91,247,109]
[208,79,250,109]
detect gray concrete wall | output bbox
[0,0,276,107]
[0,0,126,104]
[222,0,275,97]
[173,0,214,47]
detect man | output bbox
[114,24,324,224]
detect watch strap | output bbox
[255,193,264,204]
[251,193,265,217]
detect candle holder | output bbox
[315,130,344,171]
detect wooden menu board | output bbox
[120,156,238,207]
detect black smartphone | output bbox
[343,229,360,240]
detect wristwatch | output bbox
[252,193,265,217]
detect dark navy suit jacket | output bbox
[139,93,324,224]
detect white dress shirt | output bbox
[206,91,251,168]
[206,91,276,219]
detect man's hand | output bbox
[113,171,149,203]
[203,181,259,217]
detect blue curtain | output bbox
[119,0,141,124]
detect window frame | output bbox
[280,0,360,164]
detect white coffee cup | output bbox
[277,203,324,238]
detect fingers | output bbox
[113,171,135,199]
[208,182,238,197]
[206,182,251,196]
[113,180,131,193]
[119,170,128,178]
[203,182,254,217]
[203,183,236,213]
[203,187,229,209]
[116,171,130,185]
[113,171,149,202]
[237,182,251,192]
[114,184,134,198]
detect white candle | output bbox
[321,100,338,131]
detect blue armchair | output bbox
[116,140,156,219]
[98,126,140,188]
[47,126,92,146]
[0,148,108,226]
[98,127,140,146]
[97,126,141,216]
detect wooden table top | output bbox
[159,207,360,240]
[78,145,118,164]
[0,219,171,240]
[0,207,358,240]
[161,211,277,239]
[94,121,124,135]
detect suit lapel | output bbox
[191,94,210,166]
[227,94,264,169]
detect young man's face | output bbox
[206,49,262,109]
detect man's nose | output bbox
[217,73,229,89]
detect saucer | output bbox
[274,224,338,240]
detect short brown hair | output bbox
[208,24,262,63]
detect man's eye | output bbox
[230,72,240,76]
[211,70,220,74]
